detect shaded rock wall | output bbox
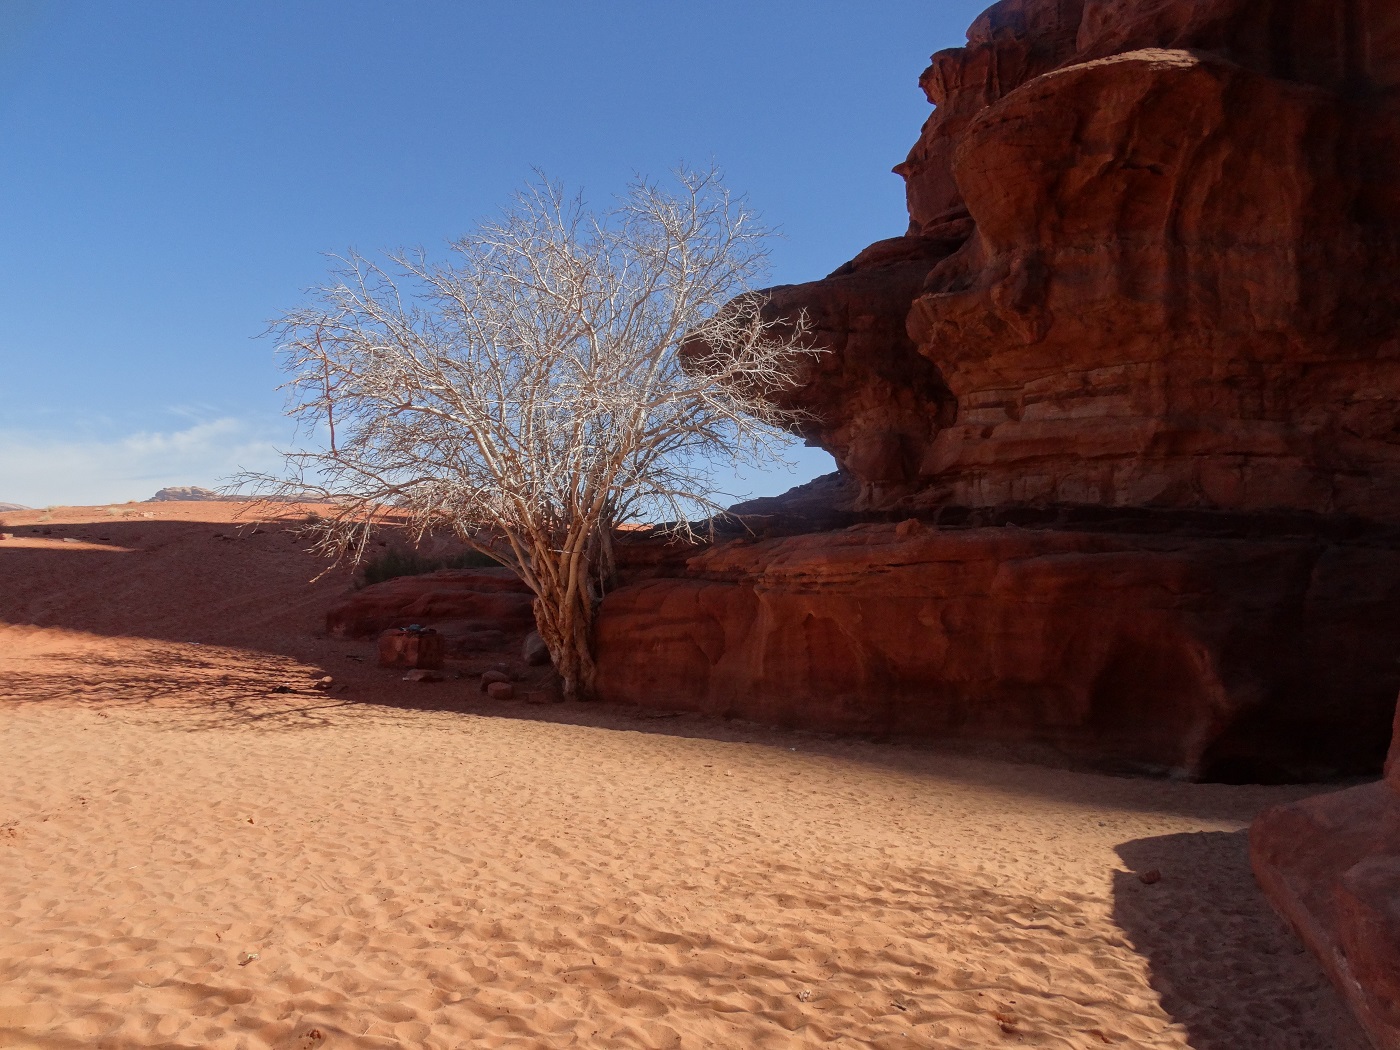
[599,521,1400,781]
[326,569,534,655]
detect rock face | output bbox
[326,569,535,656]
[764,0,1400,515]
[598,519,1400,780]
[1252,701,1400,1049]
[591,0,1400,778]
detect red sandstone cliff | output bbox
[776,0,1400,515]
[597,520,1400,780]
[592,0,1400,782]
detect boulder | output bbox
[479,669,512,689]
[326,569,534,655]
[1252,701,1400,1049]
[377,628,444,671]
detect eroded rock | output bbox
[326,569,534,655]
[596,521,1400,780]
[591,0,1400,779]
[1252,700,1400,1050]
[766,0,1400,519]
[522,631,551,667]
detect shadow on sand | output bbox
[1112,831,1368,1050]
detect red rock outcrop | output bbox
[597,520,1400,780]
[591,0,1400,779]
[765,0,1400,515]
[1252,700,1400,1049]
[325,569,534,655]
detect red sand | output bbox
[0,503,1368,1048]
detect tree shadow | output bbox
[0,643,360,731]
[1111,831,1369,1050]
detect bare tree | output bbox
[245,167,818,701]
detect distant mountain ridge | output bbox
[145,486,240,502]
[0,502,29,512]
[144,486,322,504]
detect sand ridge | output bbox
[0,504,1370,1048]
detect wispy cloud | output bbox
[0,416,837,510]
[0,418,284,507]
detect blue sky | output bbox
[0,0,988,507]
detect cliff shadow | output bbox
[0,516,353,651]
[1111,831,1368,1050]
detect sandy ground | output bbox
[0,503,1371,1049]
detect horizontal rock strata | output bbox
[598,519,1400,780]
[770,0,1400,516]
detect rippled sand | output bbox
[0,504,1368,1048]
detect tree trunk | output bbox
[532,559,599,702]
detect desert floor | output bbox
[0,503,1371,1049]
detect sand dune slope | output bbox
[0,505,1370,1048]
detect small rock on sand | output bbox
[486,681,515,700]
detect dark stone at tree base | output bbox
[522,631,551,667]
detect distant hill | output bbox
[144,486,322,504]
[0,502,30,512]
[145,486,239,502]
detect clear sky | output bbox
[0,0,989,507]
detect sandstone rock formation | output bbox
[777,0,1400,515]
[1252,699,1400,1049]
[377,627,446,670]
[591,0,1400,779]
[326,569,534,656]
[599,518,1400,780]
